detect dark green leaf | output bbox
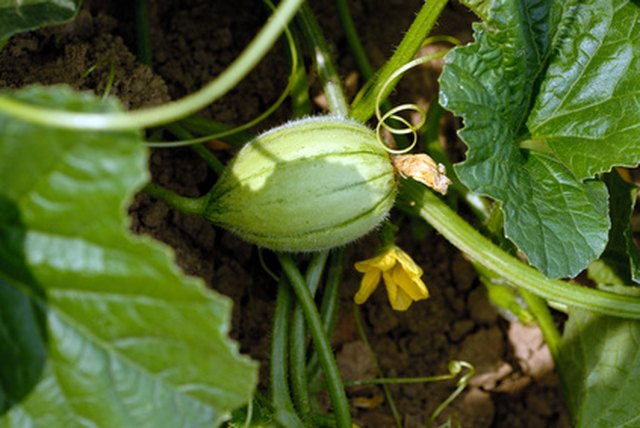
[459,0,490,20]
[0,196,47,414]
[0,0,81,40]
[440,0,613,278]
[0,86,257,426]
[594,172,640,285]
[558,308,640,427]
[528,2,640,179]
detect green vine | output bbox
[400,180,640,319]
[296,3,349,116]
[349,0,448,122]
[0,0,303,130]
[278,254,352,428]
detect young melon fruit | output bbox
[203,116,397,251]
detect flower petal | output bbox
[393,247,423,276]
[390,286,414,311]
[382,271,398,304]
[354,270,381,304]
[383,272,413,311]
[392,266,429,301]
[354,245,429,310]
[355,250,397,273]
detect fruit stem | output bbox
[143,183,208,215]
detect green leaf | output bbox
[595,172,640,285]
[528,2,640,179]
[558,308,640,427]
[459,0,490,21]
[0,86,257,427]
[0,197,47,415]
[438,0,640,278]
[0,0,81,41]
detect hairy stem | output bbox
[296,3,349,116]
[320,248,345,336]
[350,0,448,122]
[307,247,345,385]
[143,183,208,215]
[401,180,640,318]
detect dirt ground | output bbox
[0,0,570,426]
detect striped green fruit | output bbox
[203,116,397,251]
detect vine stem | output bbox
[296,3,350,116]
[0,0,303,130]
[278,254,352,428]
[143,183,208,214]
[335,0,374,81]
[270,277,306,427]
[271,278,296,412]
[319,248,345,339]
[400,180,640,319]
[164,124,225,174]
[519,289,560,360]
[350,0,448,122]
[134,0,152,67]
[289,251,329,418]
[307,247,345,386]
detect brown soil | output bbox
[0,1,570,426]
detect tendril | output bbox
[429,360,474,425]
[146,0,298,148]
[374,38,460,155]
[344,358,474,427]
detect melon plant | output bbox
[2,0,640,427]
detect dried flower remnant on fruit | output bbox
[392,154,451,194]
[354,245,429,311]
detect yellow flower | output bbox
[354,246,429,311]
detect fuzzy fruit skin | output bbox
[203,116,397,251]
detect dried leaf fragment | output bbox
[392,154,451,194]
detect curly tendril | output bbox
[429,360,475,424]
[374,38,460,155]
